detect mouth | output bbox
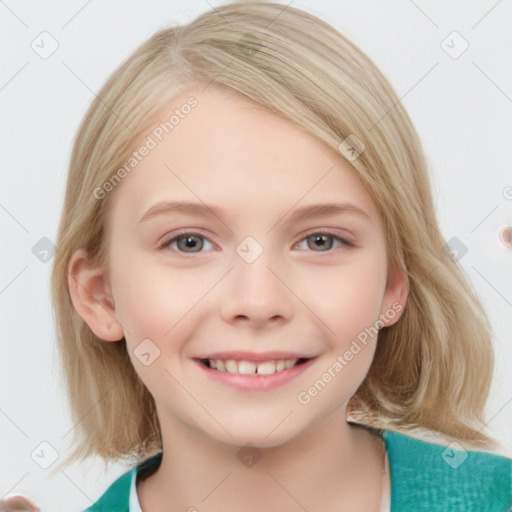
[193,354,318,391]
[196,356,313,375]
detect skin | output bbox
[68,83,408,511]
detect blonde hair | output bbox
[51,1,497,472]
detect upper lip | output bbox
[196,351,317,362]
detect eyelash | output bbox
[159,229,356,255]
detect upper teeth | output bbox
[209,358,298,375]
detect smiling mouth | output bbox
[198,357,311,375]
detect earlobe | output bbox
[67,248,124,342]
[379,261,409,328]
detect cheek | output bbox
[111,258,219,384]
[111,254,202,336]
[112,270,167,339]
[300,258,387,337]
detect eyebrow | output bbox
[138,200,371,225]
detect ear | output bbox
[379,259,409,328]
[67,248,125,342]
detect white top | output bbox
[128,452,391,512]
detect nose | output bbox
[220,241,295,328]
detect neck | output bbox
[137,408,385,512]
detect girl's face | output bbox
[96,84,407,447]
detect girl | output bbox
[50,2,511,510]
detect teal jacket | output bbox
[85,430,512,511]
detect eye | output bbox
[294,231,355,253]
[160,231,215,253]
[160,230,355,254]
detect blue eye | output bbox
[160,231,355,254]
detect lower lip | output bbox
[194,358,317,391]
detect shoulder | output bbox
[382,430,512,511]
[83,470,132,512]
[83,452,162,512]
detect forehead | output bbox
[107,84,381,228]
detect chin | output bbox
[208,422,303,451]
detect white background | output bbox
[1,0,511,510]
